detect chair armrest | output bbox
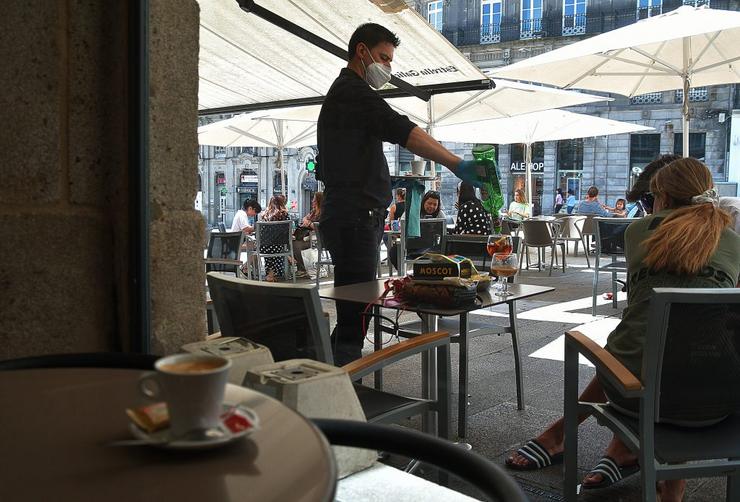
[342,331,450,380]
[565,331,642,396]
[204,258,242,265]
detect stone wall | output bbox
[0,0,205,359]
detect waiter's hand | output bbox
[455,160,485,188]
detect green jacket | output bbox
[605,209,740,380]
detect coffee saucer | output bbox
[128,404,259,450]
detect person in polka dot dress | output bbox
[453,182,491,235]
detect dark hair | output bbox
[458,182,479,205]
[567,189,574,196]
[556,188,563,195]
[587,186,599,198]
[626,154,681,202]
[348,23,400,58]
[395,188,406,200]
[420,190,442,217]
[615,198,626,209]
[243,199,262,212]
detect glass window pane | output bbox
[673,133,706,160]
[630,134,661,171]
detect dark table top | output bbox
[0,368,336,502]
[320,280,554,316]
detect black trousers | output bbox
[320,209,385,366]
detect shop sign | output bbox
[510,162,544,173]
[240,174,258,184]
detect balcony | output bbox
[441,0,730,47]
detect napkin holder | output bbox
[244,359,376,478]
[181,337,274,386]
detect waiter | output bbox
[317,23,482,365]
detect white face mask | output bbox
[361,47,391,89]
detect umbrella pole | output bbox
[682,76,690,157]
[525,143,533,213]
[279,148,286,196]
[427,98,436,174]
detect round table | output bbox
[0,368,336,502]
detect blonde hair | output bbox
[514,189,527,204]
[641,158,731,275]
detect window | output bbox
[520,0,543,39]
[673,133,706,160]
[481,0,502,43]
[675,87,708,103]
[427,1,443,31]
[630,134,661,173]
[273,171,288,194]
[511,142,544,166]
[637,0,662,20]
[563,0,586,35]
[630,92,663,104]
[557,139,583,170]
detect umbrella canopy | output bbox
[198,0,487,112]
[492,5,740,156]
[386,79,609,131]
[433,109,653,204]
[198,106,321,193]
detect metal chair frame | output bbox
[246,220,295,283]
[591,217,631,315]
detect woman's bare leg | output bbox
[507,376,606,467]
[657,480,686,502]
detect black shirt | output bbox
[317,68,417,216]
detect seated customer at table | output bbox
[292,192,323,279]
[389,190,446,271]
[260,195,290,282]
[230,199,262,234]
[506,158,740,502]
[576,186,612,217]
[502,189,531,221]
[452,182,491,235]
[602,197,627,217]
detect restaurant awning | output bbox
[197,0,489,114]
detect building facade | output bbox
[414,0,739,214]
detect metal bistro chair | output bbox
[311,221,333,287]
[564,288,740,502]
[206,272,452,439]
[519,219,566,276]
[591,217,632,316]
[398,218,447,276]
[247,220,295,283]
[576,215,597,266]
[205,231,246,278]
[558,215,588,263]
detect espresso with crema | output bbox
[160,359,225,374]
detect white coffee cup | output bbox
[139,354,231,436]
[411,160,426,176]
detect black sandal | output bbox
[505,439,564,471]
[582,455,639,489]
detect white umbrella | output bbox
[198,106,321,193]
[434,109,653,204]
[492,5,740,156]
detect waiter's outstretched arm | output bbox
[405,126,462,171]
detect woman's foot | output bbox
[506,430,564,470]
[265,271,277,282]
[582,436,638,488]
[656,480,686,502]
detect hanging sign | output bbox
[510,162,544,173]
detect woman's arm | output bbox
[388,203,397,222]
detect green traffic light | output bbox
[306,160,316,172]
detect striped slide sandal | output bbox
[505,439,564,471]
[582,455,639,489]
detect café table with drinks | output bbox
[0,353,336,502]
[320,239,553,439]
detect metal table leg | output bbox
[373,305,383,390]
[508,300,525,410]
[420,313,438,435]
[457,313,469,439]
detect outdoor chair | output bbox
[217,222,227,233]
[519,219,566,276]
[564,288,740,502]
[316,419,527,502]
[246,220,295,283]
[206,272,452,439]
[576,215,597,265]
[591,217,631,315]
[0,352,160,371]
[311,221,333,287]
[204,231,245,277]
[557,215,588,263]
[398,218,447,276]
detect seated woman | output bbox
[452,182,491,235]
[505,158,740,502]
[502,189,532,221]
[389,190,446,271]
[292,192,323,279]
[259,195,290,282]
